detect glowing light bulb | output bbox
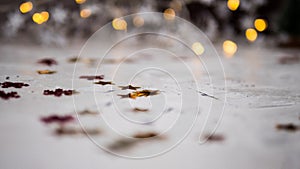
[19,1,33,14]
[227,0,240,11]
[254,19,267,32]
[80,9,91,18]
[164,8,175,20]
[192,42,205,56]
[112,18,127,30]
[133,16,144,27]
[223,40,237,58]
[245,28,258,42]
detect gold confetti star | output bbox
[37,70,56,74]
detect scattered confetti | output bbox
[43,88,77,97]
[79,75,104,80]
[37,58,58,66]
[204,134,224,142]
[198,91,218,100]
[119,85,141,90]
[276,123,299,132]
[94,80,115,85]
[67,57,96,64]
[37,70,57,74]
[104,90,114,93]
[164,107,174,113]
[0,90,20,100]
[105,102,112,106]
[172,56,191,60]
[133,132,159,138]
[102,58,134,64]
[118,94,132,99]
[0,81,29,88]
[55,126,101,136]
[67,57,79,63]
[118,90,160,99]
[77,109,99,115]
[108,139,136,151]
[133,107,149,112]
[108,131,163,151]
[40,115,74,124]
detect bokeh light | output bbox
[32,13,43,24]
[223,40,237,57]
[112,18,127,30]
[164,8,176,20]
[245,28,258,42]
[254,19,267,32]
[41,11,49,23]
[227,0,240,11]
[75,0,86,5]
[19,1,33,14]
[133,16,144,28]
[32,11,50,24]
[192,42,205,56]
[80,9,91,18]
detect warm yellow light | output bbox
[80,9,91,18]
[227,0,240,11]
[32,13,44,24]
[192,42,205,56]
[19,1,33,14]
[164,8,176,20]
[75,0,86,4]
[133,16,144,27]
[254,19,267,32]
[41,11,49,22]
[223,40,237,57]
[112,18,127,30]
[32,11,49,24]
[245,28,258,42]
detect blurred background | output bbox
[0,2,300,168]
[0,0,299,48]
